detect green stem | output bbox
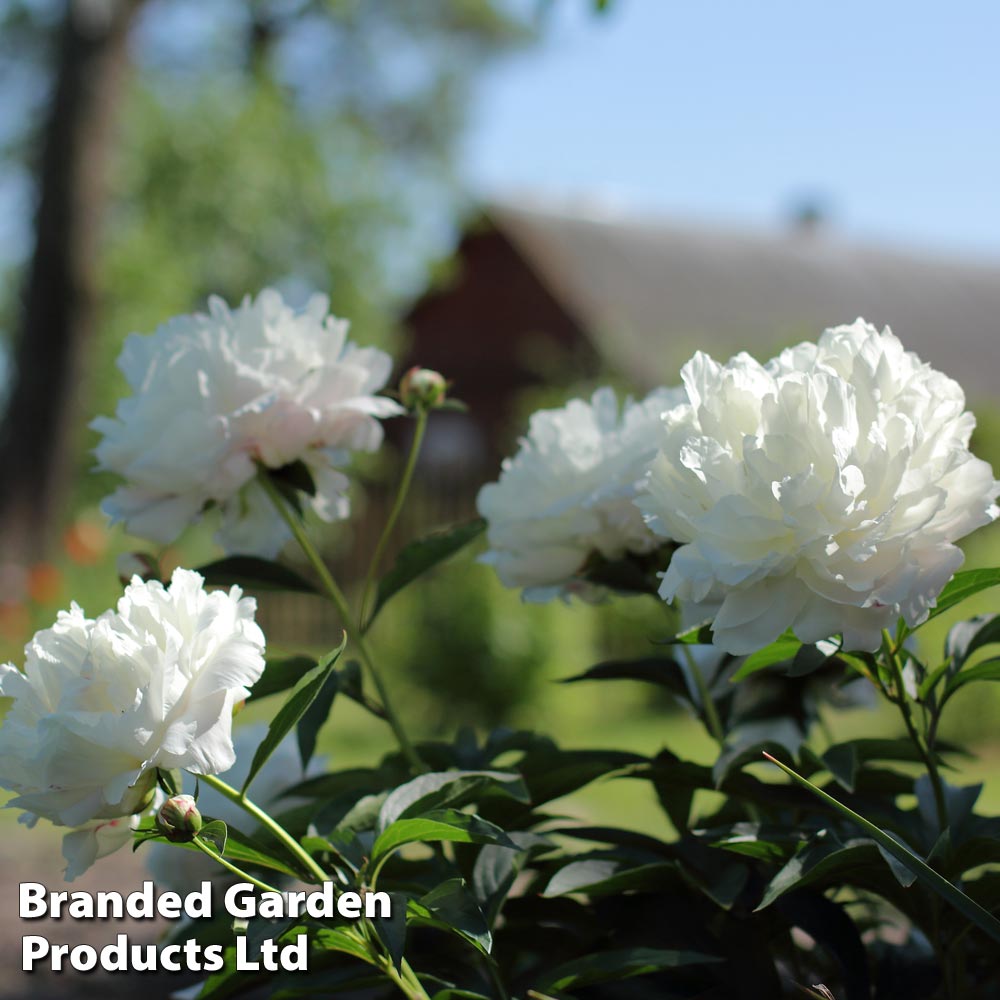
[384,958,432,1000]
[361,407,428,629]
[196,772,329,884]
[881,630,948,833]
[258,471,425,773]
[680,644,725,746]
[192,836,282,894]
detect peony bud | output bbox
[156,794,203,843]
[399,367,447,410]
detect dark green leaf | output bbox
[195,556,317,595]
[472,832,551,925]
[407,878,492,955]
[371,519,485,622]
[372,892,408,969]
[243,634,346,795]
[539,948,721,991]
[371,809,515,867]
[763,752,1000,944]
[377,769,528,832]
[248,657,316,703]
[559,656,684,691]
[296,661,339,770]
[543,859,675,898]
[269,459,317,497]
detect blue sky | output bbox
[463,0,1000,259]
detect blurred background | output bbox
[1,1,999,995]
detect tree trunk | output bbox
[0,0,143,562]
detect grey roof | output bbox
[487,199,1000,402]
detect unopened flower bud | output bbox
[156,794,203,843]
[399,367,447,410]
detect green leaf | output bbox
[242,634,347,795]
[763,752,1000,944]
[313,926,376,965]
[948,656,1000,692]
[370,519,485,623]
[923,568,1000,624]
[199,820,228,855]
[269,459,317,498]
[296,661,339,771]
[195,556,317,595]
[945,614,1000,669]
[472,832,551,925]
[372,891,408,969]
[538,948,721,991]
[407,878,492,955]
[248,656,316,703]
[543,859,675,898]
[517,748,645,807]
[732,634,803,680]
[156,767,183,797]
[172,825,301,878]
[757,834,914,911]
[371,809,515,867]
[559,656,684,691]
[377,769,528,832]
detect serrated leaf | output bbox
[195,556,317,595]
[243,635,346,796]
[370,519,485,623]
[371,810,515,868]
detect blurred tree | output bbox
[0,0,530,558]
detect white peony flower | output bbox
[145,725,325,894]
[92,288,403,557]
[477,386,684,601]
[638,319,1000,654]
[0,568,265,831]
[61,794,163,883]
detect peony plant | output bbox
[4,294,1000,999]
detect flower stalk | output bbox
[360,405,429,630]
[192,837,282,895]
[257,471,425,773]
[195,772,329,884]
